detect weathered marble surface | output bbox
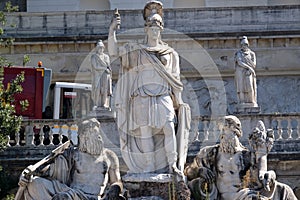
[108,1,191,176]
[184,116,297,200]
[15,118,124,200]
[91,40,112,110]
[122,173,190,199]
[183,76,300,117]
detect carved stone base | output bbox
[235,103,261,114]
[123,173,190,200]
[88,108,116,119]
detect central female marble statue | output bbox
[108,1,191,175]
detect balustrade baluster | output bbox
[39,125,45,146]
[8,132,15,146]
[287,118,293,140]
[277,119,283,140]
[58,124,63,145]
[7,135,11,147]
[297,119,300,140]
[49,123,54,145]
[31,125,36,146]
[15,131,20,146]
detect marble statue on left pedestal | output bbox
[234,36,260,113]
[184,115,297,200]
[15,118,125,200]
[91,40,113,111]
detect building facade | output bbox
[1,1,300,197]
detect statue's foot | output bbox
[169,164,184,181]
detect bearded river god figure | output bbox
[15,118,125,200]
[184,116,297,200]
[108,0,191,176]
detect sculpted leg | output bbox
[163,122,180,175]
[238,92,245,104]
[25,177,70,199]
[140,126,155,172]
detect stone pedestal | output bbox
[123,173,190,200]
[235,103,261,114]
[88,108,116,120]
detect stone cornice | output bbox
[3,5,300,40]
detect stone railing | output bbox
[7,114,300,152]
[8,119,79,147]
[190,114,300,146]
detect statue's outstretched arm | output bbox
[108,9,121,57]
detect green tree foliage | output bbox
[0,3,26,198]
[0,2,28,150]
[22,54,30,67]
[0,68,28,149]
[0,2,18,49]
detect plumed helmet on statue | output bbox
[241,36,249,46]
[96,40,105,48]
[143,0,164,29]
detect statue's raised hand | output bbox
[18,166,34,187]
[110,8,121,31]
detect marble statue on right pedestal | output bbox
[234,36,260,114]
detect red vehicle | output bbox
[3,66,92,119]
[3,66,48,119]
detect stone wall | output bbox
[2,36,300,114]
[3,5,300,39]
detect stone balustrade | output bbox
[6,114,300,153]
[8,119,78,147]
[190,114,300,148]
[3,114,300,187]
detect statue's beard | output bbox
[220,137,239,154]
[78,137,103,155]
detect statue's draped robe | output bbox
[91,53,112,107]
[115,43,190,173]
[234,49,257,104]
